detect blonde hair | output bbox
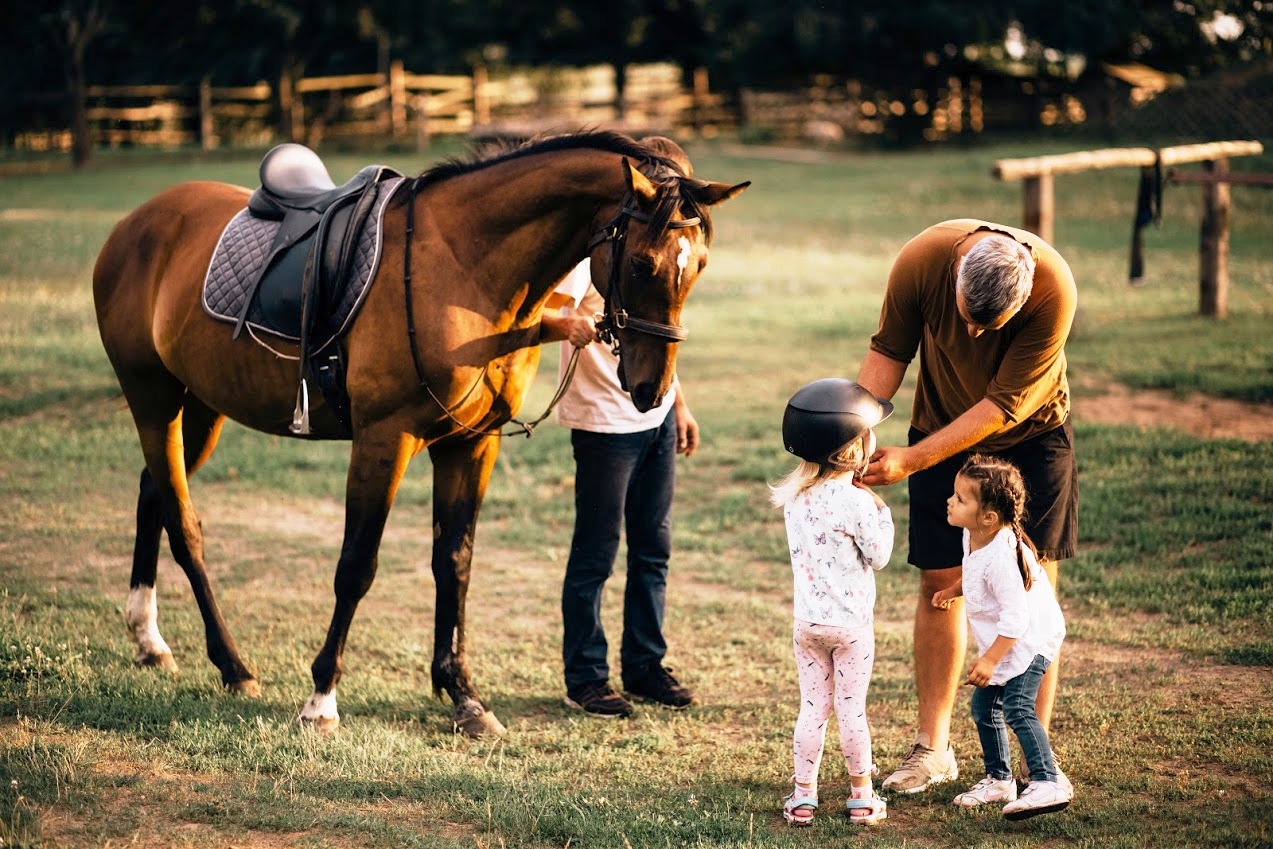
[769,433,871,508]
[957,454,1037,590]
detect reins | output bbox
[399,170,697,439]
[401,179,581,439]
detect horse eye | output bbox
[629,257,655,280]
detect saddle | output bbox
[229,143,403,436]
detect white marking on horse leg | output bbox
[299,688,340,731]
[125,585,174,666]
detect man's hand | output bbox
[861,444,913,487]
[675,405,699,456]
[562,316,597,348]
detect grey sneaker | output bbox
[952,775,1018,807]
[1002,780,1071,820]
[882,740,959,794]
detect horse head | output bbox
[588,143,748,412]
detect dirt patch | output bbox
[1073,378,1273,442]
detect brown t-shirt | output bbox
[868,219,1076,452]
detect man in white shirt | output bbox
[540,256,699,718]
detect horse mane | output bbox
[405,129,715,242]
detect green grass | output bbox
[1,136,1271,847]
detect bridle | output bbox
[399,176,699,438]
[587,190,700,356]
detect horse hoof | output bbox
[298,715,340,735]
[226,678,262,698]
[134,651,178,671]
[454,710,506,739]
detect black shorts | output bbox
[907,419,1078,569]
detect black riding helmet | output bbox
[782,378,894,464]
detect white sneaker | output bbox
[1002,780,1071,820]
[952,775,1018,807]
[1056,766,1073,796]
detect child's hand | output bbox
[965,655,997,688]
[931,589,954,610]
[852,478,887,510]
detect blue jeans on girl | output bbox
[970,654,1057,782]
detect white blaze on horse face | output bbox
[675,236,691,287]
[300,688,340,724]
[126,585,173,664]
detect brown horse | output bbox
[93,131,748,736]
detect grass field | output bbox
[1,136,1271,848]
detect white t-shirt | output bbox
[783,476,894,630]
[550,261,677,434]
[961,526,1067,685]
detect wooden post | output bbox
[389,60,405,138]
[1199,158,1230,318]
[692,66,709,133]
[472,66,489,127]
[415,92,430,151]
[199,76,214,151]
[1023,173,1054,243]
[279,70,302,143]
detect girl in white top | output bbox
[770,381,893,827]
[932,454,1070,820]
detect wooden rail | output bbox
[993,140,1265,317]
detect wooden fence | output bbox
[13,61,728,154]
[993,140,1266,318]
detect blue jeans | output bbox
[970,655,1057,782]
[561,413,676,690]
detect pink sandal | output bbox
[782,781,818,826]
[846,785,887,825]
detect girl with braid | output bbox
[932,455,1070,820]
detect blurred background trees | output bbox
[1,0,1267,159]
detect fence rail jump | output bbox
[993,140,1265,317]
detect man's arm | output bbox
[672,381,699,457]
[855,349,907,402]
[539,313,596,347]
[861,397,1007,487]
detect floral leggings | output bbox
[791,619,876,786]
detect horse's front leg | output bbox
[428,434,506,738]
[299,422,417,734]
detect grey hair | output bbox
[956,236,1036,325]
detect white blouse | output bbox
[961,527,1066,685]
[784,477,894,629]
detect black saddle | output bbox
[237,143,403,435]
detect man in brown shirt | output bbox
[856,219,1078,795]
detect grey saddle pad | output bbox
[201,176,403,351]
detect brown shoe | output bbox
[623,665,695,709]
[564,682,633,718]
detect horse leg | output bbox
[428,435,506,738]
[127,384,257,695]
[127,397,225,671]
[300,424,417,734]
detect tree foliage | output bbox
[0,0,1267,160]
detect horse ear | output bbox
[623,158,659,205]
[696,180,751,206]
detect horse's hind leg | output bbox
[126,384,257,695]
